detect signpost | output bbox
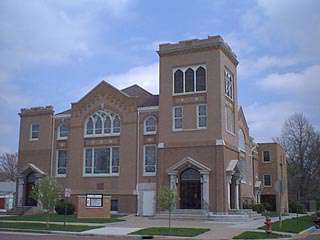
[64,188,71,227]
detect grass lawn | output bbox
[131,227,210,237]
[0,213,124,224]
[262,212,289,218]
[259,215,314,233]
[233,231,291,239]
[0,221,100,232]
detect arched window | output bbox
[95,116,103,134]
[144,116,157,134]
[174,70,183,94]
[113,115,121,133]
[239,128,246,151]
[196,66,206,91]
[185,68,194,92]
[85,110,121,137]
[225,68,233,99]
[86,118,94,135]
[57,123,69,139]
[104,116,111,134]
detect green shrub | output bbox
[263,202,273,211]
[55,200,75,215]
[253,204,265,213]
[289,201,305,214]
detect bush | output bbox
[263,202,273,211]
[289,201,305,214]
[55,200,75,215]
[252,204,265,213]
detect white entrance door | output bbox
[142,190,155,216]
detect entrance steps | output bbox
[10,206,43,216]
[153,209,263,222]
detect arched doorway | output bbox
[180,168,201,209]
[25,172,37,206]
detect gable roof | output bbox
[121,84,153,98]
[122,84,159,107]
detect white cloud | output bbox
[238,56,298,78]
[0,0,132,83]
[245,101,300,142]
[103,63,159,94]
[242,0,320,59]
[259,64,320,98]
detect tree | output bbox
[32,176,61,228]
[158,186,176,229]
[279,113,320,201]
[0,152,18,181]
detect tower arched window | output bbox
[174,70,184,94]
[185,68,194,92]
[85,110,121,137]
[144,116,157,135]
[196,66,206,91]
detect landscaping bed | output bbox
[0,222,100,232]
[233,231,291,239]
[131,227,210,237]
[259,215,314,233]
[0,213,124,224]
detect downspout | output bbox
[136,109,140,215]
[50,115,55,177]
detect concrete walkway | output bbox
[81,227,142,236]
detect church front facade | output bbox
[16,36,288,215]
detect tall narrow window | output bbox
[56,150,67,176]
[263,174,272,186]
[144,116,157,134]
[57,123,69,139]
[185,68,194,92]
[84,147,120,176]
[225,106,235,133]
[196,67,206,91]
[86,118,94,135]
[30,123,40,141]
[263,151,271,162]
[173,106,183,130]
[112,147,120,174]
[225,68,234,99]
[144,145,157,175]
[174,70,183,94]
[104,116,111,134]
[95,116,103,134]
[197,104,207,128]
[113,116,121,133]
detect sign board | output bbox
[86,194,103,207]
[64,188,71,198]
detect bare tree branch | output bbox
[0,152,18,181]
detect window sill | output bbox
[144,132,157,136]
[143,173,156,177]
[263,185,272,188]
[57,137,68,141]
[83,174,119,177]
[56,174,66,178]
[173,90,207,96]
[84,133,120,138]
[29,138,39,142]
[262,161,272,163]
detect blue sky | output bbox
[1,0,320,153]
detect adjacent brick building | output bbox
[16,36,288,216]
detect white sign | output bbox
[64,188,71,198]
[86,194,103,207]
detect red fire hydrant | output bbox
[264,216,272,234]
